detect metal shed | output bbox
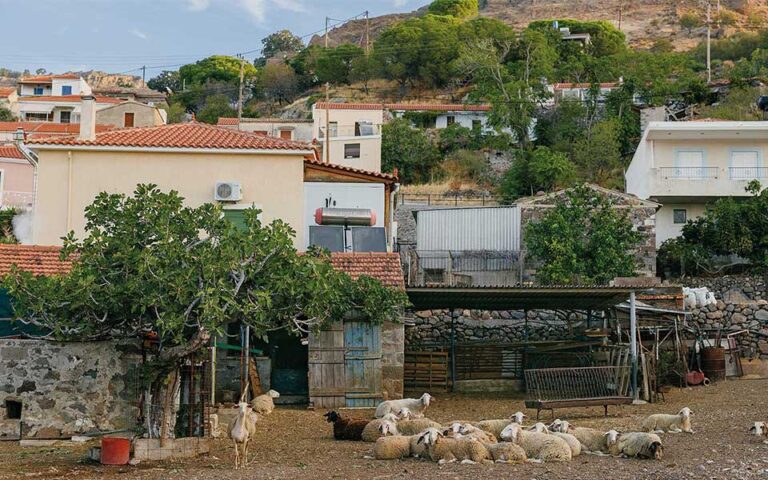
[414,206,521,252]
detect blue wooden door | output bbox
[344,320,382,408]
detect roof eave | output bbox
[25,144,314,155]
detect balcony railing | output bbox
[729,167,768,180]
[659,167,719,179]
[318,124,381,139]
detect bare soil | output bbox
[2,379,768,480]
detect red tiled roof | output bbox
[385,103,490,112]
[217,117,239,125]
[553,82,619,90]
[304,158,397,182]
[0,122,115,138]
[0,87,16,97]
[0,144,24,159]
[18,74,80,84]
[0,245,74,276]
[330,253,405,290]
[18,95,123,104]
[27,122,314,151]
[314,102,384,110]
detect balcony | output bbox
[318,123,381,139]
[650,165,762,199]
[729,167,768,180]
[658,167,719,179]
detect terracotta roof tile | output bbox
[314,102,384,110]
[0,245,74,276]
[0,144,24,159]
[26,122,314,151]
[385,103,490,112]
[0,121,115,138]
[217,117,239,125]
[18,74,80,84]
[304,158,397,182]
[18,95,122,104]
[330,252,405,290]
[0,87,16,97]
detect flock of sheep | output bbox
[323,393,700,465]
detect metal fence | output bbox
[659,167,718,179]
[729,167,768,179]
[406,249,524,286]
[524,365,630,402]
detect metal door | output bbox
[344,320,382,407]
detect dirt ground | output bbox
[2,379,768,480]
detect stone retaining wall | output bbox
[685,273,767,303]
[687,300,768,359]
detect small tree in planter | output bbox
[3,184,408,438]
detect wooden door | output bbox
[308,321,345,408]
[124,112,135,127]
[344,320,382,407]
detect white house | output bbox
[312,102,383,173]
[15,75,126,123]
[626,121,768,246]
[17,74,91,98]
[386,103,494,133]
[218,117,314,142]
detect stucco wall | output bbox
[30,149,306,247]
[0,159,34,209]
[0,339,138,438]
[655,202,708,246]
[96,103,163,127]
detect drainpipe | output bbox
[67,151,73,232]
[14,130,38,243]
[388,182,400,252]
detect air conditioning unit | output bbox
[214,182,242,202]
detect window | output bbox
[674,149,705,178]
[472,119,482,130]
[61,85,72,95]
[33,87,44,95]
[355,121,374,136]
[5,400,21,419]
[673,209,687,224]
[279,129,292,140]
[25,113,49,122]
[59,111,71,124]
[124,112,135,128]
[446,115,456,126]
[730,149,761,179]
[254,130,268,136]
[328,122,338,138]
[344,143,361,159]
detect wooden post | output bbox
[450,315,456,392]
[630,291,639,401]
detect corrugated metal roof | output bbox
[415,206,520,252]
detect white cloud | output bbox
[238,0,265,21]
[187,0,211,11]
[130,29,148,40]
[271,0,306,13]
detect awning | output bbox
[20,104,54,114]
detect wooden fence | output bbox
[404,351,449,392]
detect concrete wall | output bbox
[0,339,138,438]
[0,158,35,210]
[231,121,313,142]
[312,106,383,172]
[30,149,306,247]
[96,102,164,127]
[655,202,708,246]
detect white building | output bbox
[386,103,494,133]
[15,75,126,123]
[312,102,383,173]
[217,117,313,142]
[626,121,768,246]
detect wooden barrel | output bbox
[701,347,726,382]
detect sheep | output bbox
[396,407,424,420]
[228,396,258,469]
[483,441,528,463]
[324,410,368,441]
[250,389,280,415]
[374,393,433,418]
[528,422,581,457]
[549,419,608,454]
[604,429,622,456]
[396,418,443,436]
[417,428,489,464]
[641,407,694,434]
[749,422,768,443]
[361,414,399,442]
[475,411,527,439]
[457,423,498,443]
[500,423,572,462]
[372,435,417,460]
[613,432,664,460]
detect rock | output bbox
[754,310,768,321]
[414,310,431,319]
[759,341,768,355]
[34,427,62,438]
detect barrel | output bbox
[101,437,131,465]
[701,347,727,382]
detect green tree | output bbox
[147,70,181,93]
[680,12,702,34]
[381,118,441,183]
[258,63,299,104]
[196,93,236,124]
[499,146,575,201]
[525,184,641,284]
[179,55,257,86]
[699,86,764,121]
[527,19,627,57]
[0,107,15,121]
[2,185,407,438]
[572,119,623,187]
[261,30,304,59]
[350,54,379,93]
[428,0,478,18]
[163,102,187,124]
[316,44,365,85]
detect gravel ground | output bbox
[2,379,768,480]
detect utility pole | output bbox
[325,17,329,48]
[617,1,622,30]
[141,65,146,86]
[237,54,245,124]
[324,82,330,163]
[365,10,370,54]
[706,0,712,83]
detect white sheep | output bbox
[641,407,694,434]
[361,414,399,442]
[528,422,581,457]
[749,422,768,443]
[374,393,433,418]
[457,423,498,444]
[416,427,489,464]
[250,389,280,415]
[396,407,424,420]
[475,411,527,439]
[500,423,572,462]
[613,432,664,460]
[228,400,258,469]
[396,418,443,436]
[549,419,608,454]
[372,434,415,460]
[604,429,622,456]
[483,441,527,463]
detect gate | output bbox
[344,320,382,407]
[308,321,345,408]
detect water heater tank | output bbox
[314,208,376,226]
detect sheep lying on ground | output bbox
[396,418,443,436]
[250,389,280,415]
[457,423,498,443]
[604,430,622,456]
[528,422,581,457]
[482,442,527,463]
[361,414,399,442]
[500,423,572,462]
[550,420,608,454]
[475,412,526,439]
[612,432,664,460]
[417,428,489,464]
[375,393,433,418]
[372,434,417,460]
[641,407,694,434]
[324,411,368,441]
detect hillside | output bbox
[311,0,768,51]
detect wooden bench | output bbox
[524,366,632,420]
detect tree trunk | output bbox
[147,367,181,442]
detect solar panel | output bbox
[309,226,345,252]
[350,227,387,252]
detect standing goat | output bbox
[229,382,259,469]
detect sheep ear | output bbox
[417,434,425,444]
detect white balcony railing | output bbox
[729,167,768,180]
[658,167,719,179]
[318,124,381,139]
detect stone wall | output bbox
[381,321,404,400]
[0,340,139,438]
[687,300,768,359]
[685,273,767,303]
[405,309,578,346]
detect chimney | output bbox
[79,94,97,141]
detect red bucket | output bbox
[101,437,131,465]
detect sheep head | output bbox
[266,390,280,399]
[749,422,767,436]
[512,411,526,424]
[381,413,399,423]
[500,423,522,443]
[679,407,693,418]
[443,422,463,436]
[648,441,664,460]
[378,420,398,436]
[457,423,478,435]
[416,427,443,447]
[528,422,549,433]
[420,393,433,407]
[323,411,340,423]
[397,407,415,420]
[237,401,251,414]
[604,430,621,446]
[548,419,571,433]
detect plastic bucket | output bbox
[101,437,131,465]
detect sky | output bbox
[0,0,431,78]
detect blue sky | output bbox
[1,0,430,77]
